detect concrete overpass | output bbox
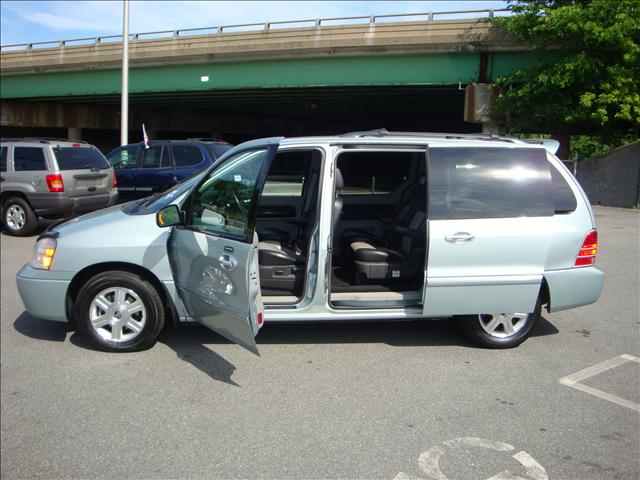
[0,10,539,149]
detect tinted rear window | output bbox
[205,143,233,159]
[14,147,47,171]
[0,147,6,172]
[429,147,553,220]
[550,164,577,214]
[53,147,110,170]
[172,145,205,167]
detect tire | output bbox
[458,296,542,349]
[75,270,165,352]
[2,196,38,236]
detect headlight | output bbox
[30,238,57,270]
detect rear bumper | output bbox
[27,190,118,217]
[16,264,72,322]
[544,266,605,313]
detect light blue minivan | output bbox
[16,132,605,353]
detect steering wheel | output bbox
[232,192,247,214]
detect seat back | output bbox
[333,168,344,231]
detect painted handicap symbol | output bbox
[395,437,548,480]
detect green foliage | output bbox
[492,0,640,146]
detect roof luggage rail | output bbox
[0,137,89,144]
[339,130,516,143]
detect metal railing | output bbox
[0,8,509,52]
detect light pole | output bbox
[120,0,129,146]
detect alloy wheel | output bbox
[6,204,26,230]
[89,286,147,342]
[478,312,529,338]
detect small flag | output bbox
[142,123,149,149]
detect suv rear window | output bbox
[0,147,6,172]
[53,147,110,170]
[429,147,553,220]
[14,147,46,171]
[171,145,205,167]
[205,143,233,159]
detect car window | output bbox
[205,143,233,159]
[549,162,578,214]
[171,145,204,167]
[428,147,554,220]
[0,147,6,172]
[107,145,139,170]
[338,151,413,195]
[13,147,46,171]
[262,150,309,197]
[53,147,110,170]
[190,148,269,239]
[141,145,169,169]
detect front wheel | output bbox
[75,270,165,352]
[458,297,542,349]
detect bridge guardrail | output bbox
[0,8,509,52]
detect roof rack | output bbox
[0,137,89,144]
[339,129,518,143]
[185,138,230,143]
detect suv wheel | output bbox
[75,270,165,352]
[459,296,542,349]
[2,197,38,236]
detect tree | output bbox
[492,0,640,158]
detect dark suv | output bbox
[105,139,233,201]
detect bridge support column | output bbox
[67,127,82,141]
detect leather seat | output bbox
[349,206,426,281]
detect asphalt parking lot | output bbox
[1,206,638,480]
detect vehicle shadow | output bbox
[13,312,558,387]
[159,315,559,349]
[13,311,74,342]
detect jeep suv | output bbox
[105,139,233,202]
[0,138,118,236]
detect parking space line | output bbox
[558,354,640,412]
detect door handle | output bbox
[445,232,475,244]
[218,253,238,271]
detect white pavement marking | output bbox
[558,354,640,412]
[396,437,548,480]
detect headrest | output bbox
[335,168,344,190]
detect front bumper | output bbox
[27,190,118,217]
[16,264,72,322]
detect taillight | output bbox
[257,311,263,327]
[46,174,64,192]
[112,173,117,188]
[574,230,598,267]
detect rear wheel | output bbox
[75,270,165,352]
[459,296,542,349]
[2,197,38,236]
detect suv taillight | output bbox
[574,230,598,267]
[112,173,117,188]
[46,174,64,192]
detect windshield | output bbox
[53,147,110,170]
[142,167,211,211]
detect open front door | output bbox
[167,139,281,354]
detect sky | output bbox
[1,1,509,46]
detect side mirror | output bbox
[156,205,183,228]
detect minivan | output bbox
[16,131,604,353]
